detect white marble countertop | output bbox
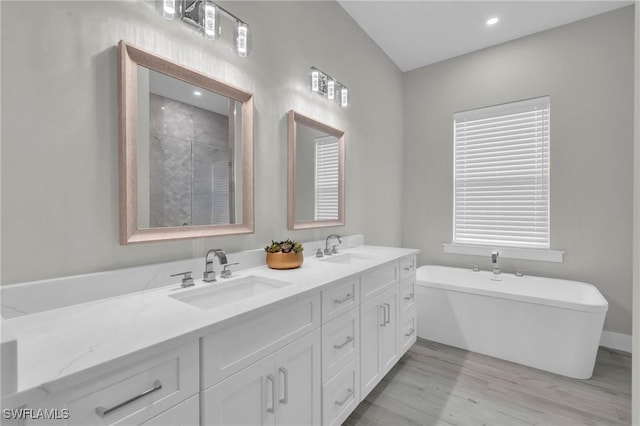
[2,245,417,407]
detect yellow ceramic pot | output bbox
[266,252,304,270]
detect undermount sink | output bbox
[169,276,292,310]
[319,253,377,265]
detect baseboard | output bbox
[600,331,632,353]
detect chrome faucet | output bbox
[204,249,228,282]
[491,250,501,275]
[324,234,342,255]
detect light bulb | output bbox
[340,86,349,108]
[161,0,176,20]
[199,1,220,40]
[235,22,249,57]
[486,17,499,26]
[327,79,335,100]
[311,69,320,92]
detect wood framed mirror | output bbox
[288,110,345,230]
[118,41,254,244]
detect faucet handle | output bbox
[468,264,480,272]
[221,262,240,278]
[315,248,324,258]
[171,271,195,287]
[515,269,528,277]
[331,245,339,254]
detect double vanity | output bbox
[2,241,417,425]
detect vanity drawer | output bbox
[322,277,359,323]
[24,342,199,426]
[322,359,360,426]
[360,263,398,301]
[322,307,359,383]
[400,277,416,313]
[400,256,417,281]
[202,292,320,388]
[400,308,417,355]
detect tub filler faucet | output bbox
[491,251,501,275]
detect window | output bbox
[315,136,340,220]
[453,96,550,249]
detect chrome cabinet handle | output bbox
[333,336,353,349]
[383,303,391,324]
[335,388,354,406]
[404,293,414,301]
[379,305,386,326]
[333,293,353,304]
[279,367,288,404]
[405,327,416,337]
[266,375,276,414]
[95,380,162,417]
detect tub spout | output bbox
[491,251,500,274]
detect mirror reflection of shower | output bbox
[148,92,235,228]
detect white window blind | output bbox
[453,96,550,249]
[315,136,339,220]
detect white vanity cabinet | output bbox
[201,292,322,426]
[7,247,420,426]
[21,341,199,426]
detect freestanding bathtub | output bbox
[416,265,608,379]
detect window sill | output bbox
[442,243,564,263]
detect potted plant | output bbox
[264,239,304,269]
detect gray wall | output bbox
[1,1,404,284]
[402,6,635,335]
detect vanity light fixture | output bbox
[309,66,349,108]
[156,0,250,57]
[486,17,499,26]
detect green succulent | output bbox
[264,239,304,254]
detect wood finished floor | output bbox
[344,339,631,426]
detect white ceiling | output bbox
[337,1,633,72]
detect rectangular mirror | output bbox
[288,110,345,230]
[119,41,254,244]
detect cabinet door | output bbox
[378,287,399,375]
[275,329,321,426]
[204,356,276,426]
[360,285,399,398]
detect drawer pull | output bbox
[335,388,354,406]
[279,367,288,404]
[95,380,162,417]
[405,327,416,337]
[383,303,391,325]
[404,293,414,301]
[333,336,353,349]
[266,374,276,414]
[333,293,353,304]
[379,305,386,327]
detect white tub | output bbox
[416,265,608,379]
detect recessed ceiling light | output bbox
[486,17,499,26]
[194,90,202,96]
